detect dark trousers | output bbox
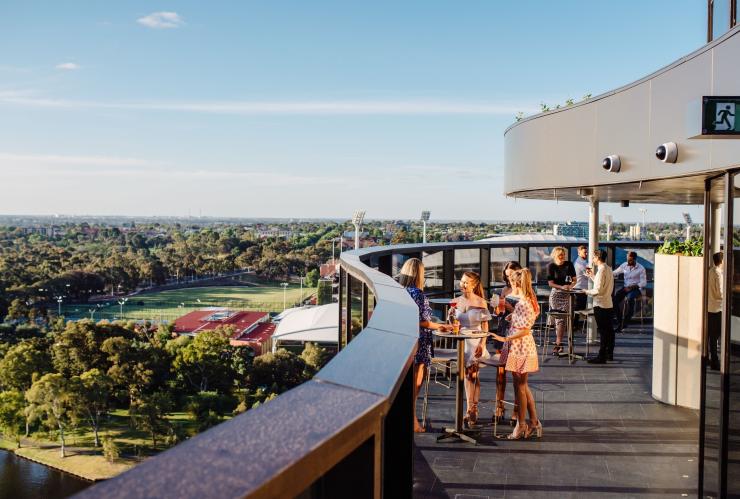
[614,287,642,327]
[708,311,722,369]
[594,306,615,359]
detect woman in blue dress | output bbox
[398,257,452,433]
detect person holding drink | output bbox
[397,258,452,433]
[546,247,576,355]
[490,260,521,423]
[450,271,491,428]
[491,268,542,439]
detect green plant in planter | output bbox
[657,238,703,256]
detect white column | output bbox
[587,196,599,345]
[588,196,599,265]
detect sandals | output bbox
[493,400,505,423]
[526,421,543,439]
[552,345,563,356]
[464,405,479,428]
[504,423,528,440]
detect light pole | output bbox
[421,210,430,244]
[55,296,63,316]
[352,210,365,250]
[117,297,128,319]
[299,275,304,304]
[682,212,693,240]
[281,282,289,310]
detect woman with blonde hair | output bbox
[397,258,451,433]
[491,268,542,439]
[546,246,576,355]
[451,271,491,427]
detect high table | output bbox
[433,329,489,444]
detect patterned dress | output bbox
[406,287,434,366]
[500,298,539,374]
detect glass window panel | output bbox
[422,251,444,292]
[713,0,732,40]
[367,288,375,324]
[528,246,555,285]
[702,174,726,498]
[727,173,740,494]
[392,253,411,278]
[454,249,480,290]
[490,247,519,289]
[340,268,348,347]
[349,275,363,339]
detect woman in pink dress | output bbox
[491,268,543,440]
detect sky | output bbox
[0,1,709,223]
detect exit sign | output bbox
[702,96,740,135]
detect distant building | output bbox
[629,224,645,240]
[553,221,589,238]
[173,308,275,355]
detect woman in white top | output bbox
[451,271,491,427]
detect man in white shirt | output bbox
[707,251,723,371]
[613,251,647,332]
[585,249,615,363]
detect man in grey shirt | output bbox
[573,244,589,311]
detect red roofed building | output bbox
[173,308,275,355]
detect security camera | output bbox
[655,142,678,163]
[602,155,621,173]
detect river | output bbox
[0,449,90,499]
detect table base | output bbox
[436,427,480,444]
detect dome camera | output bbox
[602,155,621,173]
[655,142,678,163]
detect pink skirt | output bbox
[500,333,539,374]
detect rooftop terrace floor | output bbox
[413,325,700,498]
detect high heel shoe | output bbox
[464,405,478,428]
[552,344,563,356]
[526,421,543,439]
[493,400,505,423]
[505,423,528,440]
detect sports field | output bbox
[60,284,316,322]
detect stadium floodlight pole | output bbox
[300,275,304,304]
[682,212,693,240]
[421,210,431,244]
[55,296,63,316]
[281,282,289,310]
[604,214,613,241]
[117,297,128,319]
[352,210,366,250]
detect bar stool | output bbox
[575,308,594,358]
[541,310,569,363]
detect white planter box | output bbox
[652,253,703,409]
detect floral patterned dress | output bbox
[500,298,539,374]
[406,286,434,366]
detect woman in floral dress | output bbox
[491,268,542,440]
[398,258,452,433]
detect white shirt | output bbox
[574,256,589,289]
[708,266,723,313]
[613,261,647,289]
[586,263,614,309]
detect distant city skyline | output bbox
[0,1,706,223]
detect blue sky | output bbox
[0,1,707,222]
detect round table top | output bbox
[433,330,489,339]
[429,298,455,304]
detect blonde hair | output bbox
[510,268,540,315]
[398,258,424,289]
[550,246,567,261]
[462,271,486,300]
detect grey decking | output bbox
[413,327,699,498]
